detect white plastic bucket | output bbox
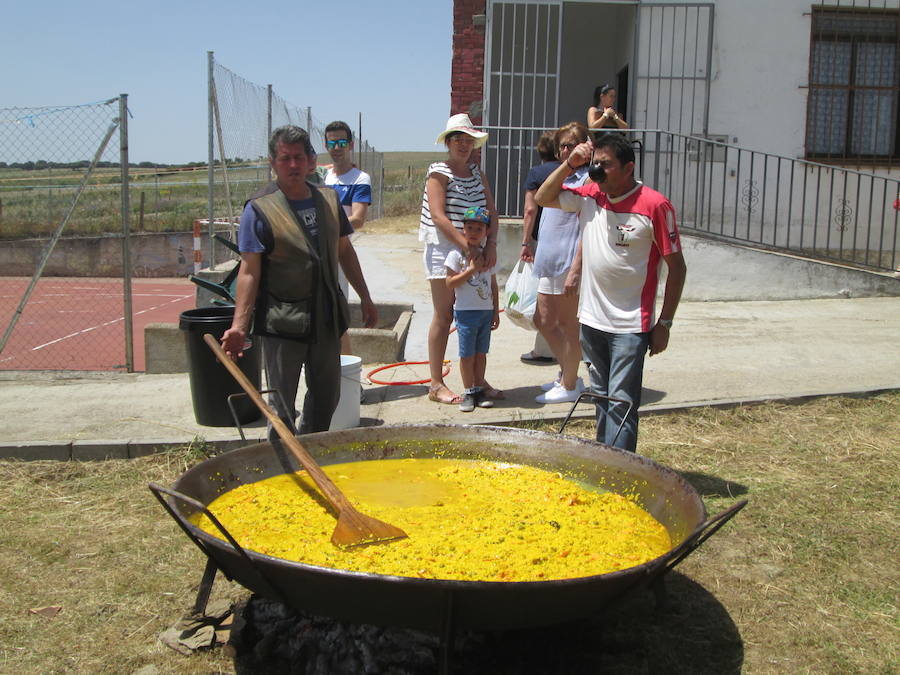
[329,355,362,430]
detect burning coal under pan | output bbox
[151,424,744,646]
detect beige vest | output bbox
[249,184,349,342]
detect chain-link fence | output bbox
[206,52,384,266]
[0,96,140,371]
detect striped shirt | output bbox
[418,162,487,245]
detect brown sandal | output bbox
[428,384,463,405]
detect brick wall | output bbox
[451,0,487,122]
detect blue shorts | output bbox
[454,309,493,358]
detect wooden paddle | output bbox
[203,333,407,548]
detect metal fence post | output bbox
[267,85,273,140]
[119,94,134,372]
[207,51,215,268]
[211,84,235,239]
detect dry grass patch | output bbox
[0,394,897,674]
[550,393,899,673]
[0,448,240,674]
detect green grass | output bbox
[382,151,446,180]
[381,151,444,218]
[0,153,444,238]
[0,393,897,674]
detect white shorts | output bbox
[423,241,462,279]
[538,270,569,295]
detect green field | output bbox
[383,151,446,175]
[0,152,445,238]
[381,151,445,217]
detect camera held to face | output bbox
[588,163,607,183]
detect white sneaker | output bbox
[540,376,584,392]
[535,383,582,404]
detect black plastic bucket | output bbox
[179,306,261,426]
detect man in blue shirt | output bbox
[221,125,377,436]
[323,120,374,355]
[324,120,372,231]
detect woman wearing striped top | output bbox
[419,114,499,404]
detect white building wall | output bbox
[482,0,900,267]
[627,0,900,266]
[657,0,899,176]
[704,0,812,158]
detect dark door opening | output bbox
[617,65,629,122]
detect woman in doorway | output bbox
[588,84,629,130]
[419,114,500,404]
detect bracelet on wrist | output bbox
[566,158,577,171]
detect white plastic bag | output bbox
[503,260,539,331]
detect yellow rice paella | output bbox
[191,458,672,582]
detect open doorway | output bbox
[616,65,629,122]
[480,0,713,216]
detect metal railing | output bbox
[484,125,899,273]
[637,129,899,273]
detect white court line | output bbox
[132,294,195,317]
[30,294,193,352]
[8,293,191,299]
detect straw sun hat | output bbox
[436,113,488,148]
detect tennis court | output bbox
[0,277,197,371]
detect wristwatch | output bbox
[658,319,673,329]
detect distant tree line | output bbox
[0,158,253,171]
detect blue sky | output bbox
[2,0,453,163]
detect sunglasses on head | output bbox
[326,139,350,149]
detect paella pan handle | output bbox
[661,499,748,575]
[148,483,285,600]
[149,483,287,609]
[558,391,632,449]
[148,482,259,571]
[227,388,295,441]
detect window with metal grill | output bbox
[806,7,900,165]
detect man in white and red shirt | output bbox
[536,133,686,452]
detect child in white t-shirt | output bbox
[445,207,500,412]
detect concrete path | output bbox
[1,229,898,459]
